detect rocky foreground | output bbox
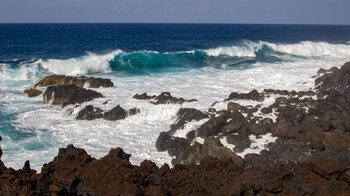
[2,62,350,195]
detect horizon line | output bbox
[0,22,350,26]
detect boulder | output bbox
[227,90,265,102]
[34,75,113,88]
[76,105,140,121]
[43,85,102,107]
[24,88,42,97]
[103,105,140,121]
[76,105,103,120]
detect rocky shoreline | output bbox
[1,62,350,195]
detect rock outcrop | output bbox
[0,144,349,195]
[24,88,42,97]
[76,105,140,121]
[168,108,209,134]
[134,92,197,104]
[34,75,113,88]
[155,61,350,170]
[43,85,103,107]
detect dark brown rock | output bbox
[76,105,104,120]
[133,92,197,105]
[77,105,140,121]
[43,84,103,107]
[34,75,113,88]
[169,108,209,134]
[227,89,265,102]
[24,88,42,97]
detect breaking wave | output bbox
[1,40,350,78]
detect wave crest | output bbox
[37,50,122,76]
[2,40,350,79]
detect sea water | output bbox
[1,24,350,170]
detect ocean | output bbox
[1,23,350,170]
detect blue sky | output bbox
[0,0,349,24]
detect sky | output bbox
[0,0,349,24]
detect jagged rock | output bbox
[227,102,240,112]
[171,137,244,167]
[43,85,103,107]
[76,105,104,120]
[169,108,209,134]
[227,90,265,102]
[197,113,227,137]
[133,92,157,100]
[103,105,140,121]
[24,88,42,97]
[34,75,113,88]
[76,105,140,121]
[1,143,350,195]
[155,132,190,157]
[133,92,197,104]
[226,134,251,153]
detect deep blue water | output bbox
[1,23,350,76]
[1,23,350,61]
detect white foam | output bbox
[0,63,40,81]
[266,41,350,58]
[173,118,208,138]
[1,54,349,170]
[236,133,277,158]
[204,41,260,57]
[37,50,122,76]
[219,137,235,151]
[203,40,350,58]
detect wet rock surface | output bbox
[168,108,209,135]
[134,92,197,104]
[34,75,113,88]
[24,88,42,97]
[2,61,350,195]
[154,61,350,187]
[43,84,103,107]
[76,105,140,121]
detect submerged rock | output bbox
[24,88,42,97]
[43,84,103,107]
[34,75,113,88]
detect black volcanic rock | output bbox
[227,89,265,102]
[76,105,103,120]
[169,108,209,135]
[133,92,197,105]
[76,105,140,121]
[43,84,103,107]
[133,92,157,100]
